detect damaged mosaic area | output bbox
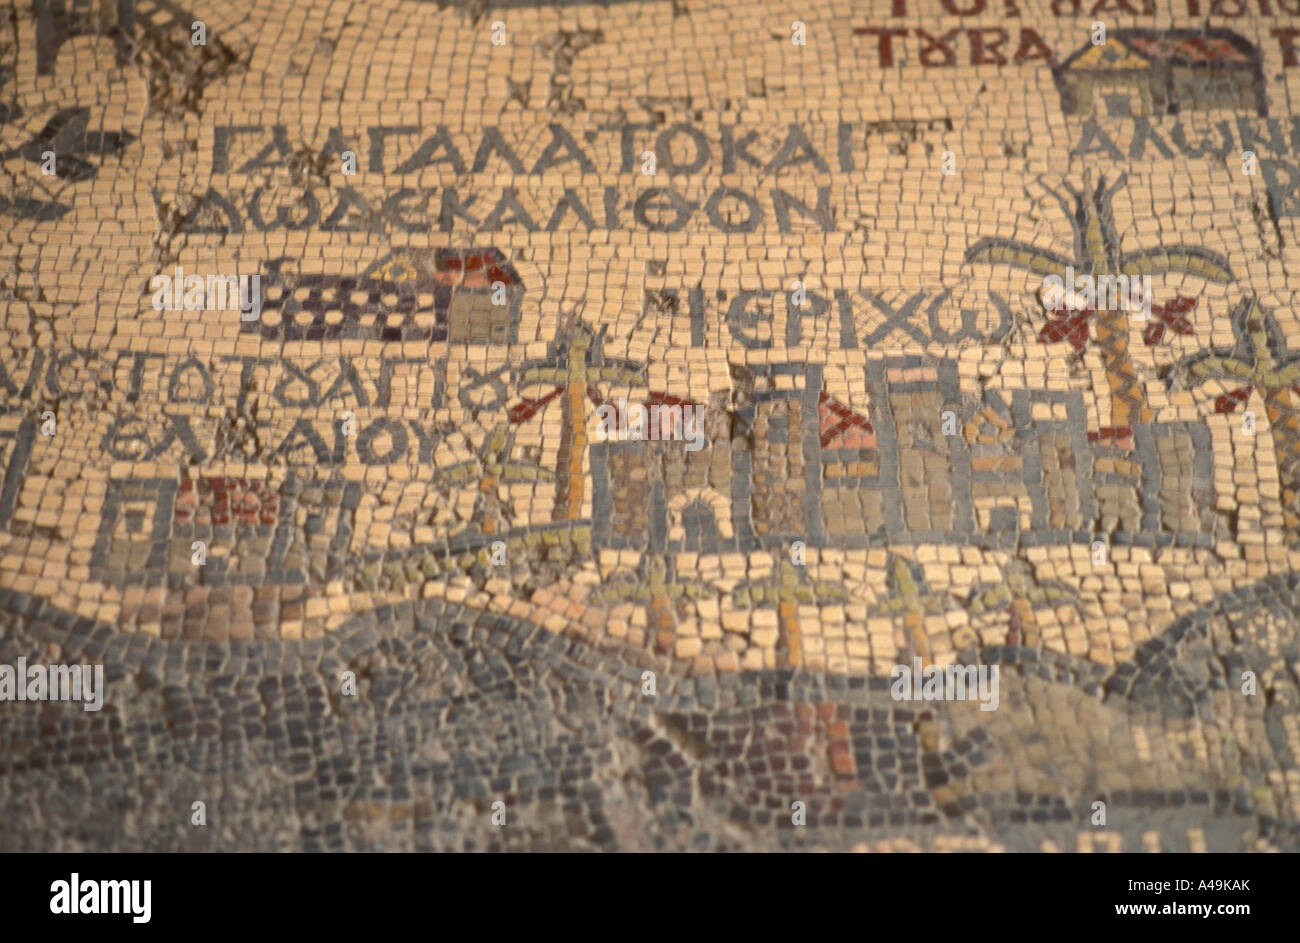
[1,0,1300,851]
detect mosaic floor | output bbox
[1,0,1299,852]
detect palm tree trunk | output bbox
[1010,598,1038,648]
[904,610,931,668]
[552,387,587,521]
[1263,386,1300,538]
[478,476,498,535]
[779,599,801,667]
[1095,306,1152,428]
[651,592,676,653]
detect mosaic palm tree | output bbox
[1168,297,1300,540]
[966,173,1233,433]
[733,557,850,668]
[435,424,551,535]
[590,556,716,652]
[513,320,644,521]
[869,553,966,668]
[966,559,1080,648]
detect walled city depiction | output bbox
[0,0,1298,858]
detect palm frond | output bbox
[1120,247,1233,283]
[1265,364,1300,389]
[500,461,553,482]
[592,365,645,385]
[435,460,484,485]
[965,238,1075,277]
[516,366,566,386]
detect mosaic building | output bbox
[1,0,1299,853]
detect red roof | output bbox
[1123,35,1250,65]
[818,392,875,449]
